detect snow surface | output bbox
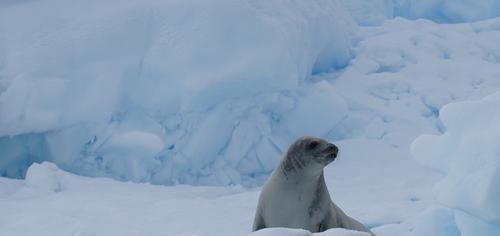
[411,92,500,236]
[1,1,500,236]
[0,138,436,236]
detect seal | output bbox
[252,136,374,235]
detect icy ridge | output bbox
[411,92,500,236]
[0,0,355,185]
[2,1,500,186]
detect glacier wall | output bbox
[3,0,500,187]
[411,92,500,236]
[0,0,355,186]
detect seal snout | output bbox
[323,143,338,160]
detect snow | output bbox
[412,207,460,236]
[25,162,62,192]
[2,0,500,187]
[1,0,500,235]
[4,0,500,186]
[285,81,348,138]
[0,163,254,236]
[411,92,500,235]
[0,139,433,236]
[342,0,500,25]
[0,0,355,185]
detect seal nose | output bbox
[324,143,338,157]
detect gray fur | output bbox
[252,136,374,235]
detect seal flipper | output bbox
[321,203,375,235]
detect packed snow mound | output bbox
[342,0,500,25]
[0,0,355,185]
[25,162,62,192]
[411,92,500,235]
[248,228,370,236]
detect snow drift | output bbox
[411,92,500,236]
[0,0,355,185]
[0,161,377,235]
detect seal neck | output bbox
[278,157,324,182]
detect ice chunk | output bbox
[440,0,500,23]
[0,0,355,136]
[455,211,500,236]
[104,131,163,158]
[99,131,164,182]
[0,0,355,185]
[182,106,236,172]
[413,93,500,222]
[412,207,460,236]
[412,92,500,235]
[25,162,62,192]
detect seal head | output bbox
[281,136,338,176]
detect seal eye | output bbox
[308,141,319,150]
